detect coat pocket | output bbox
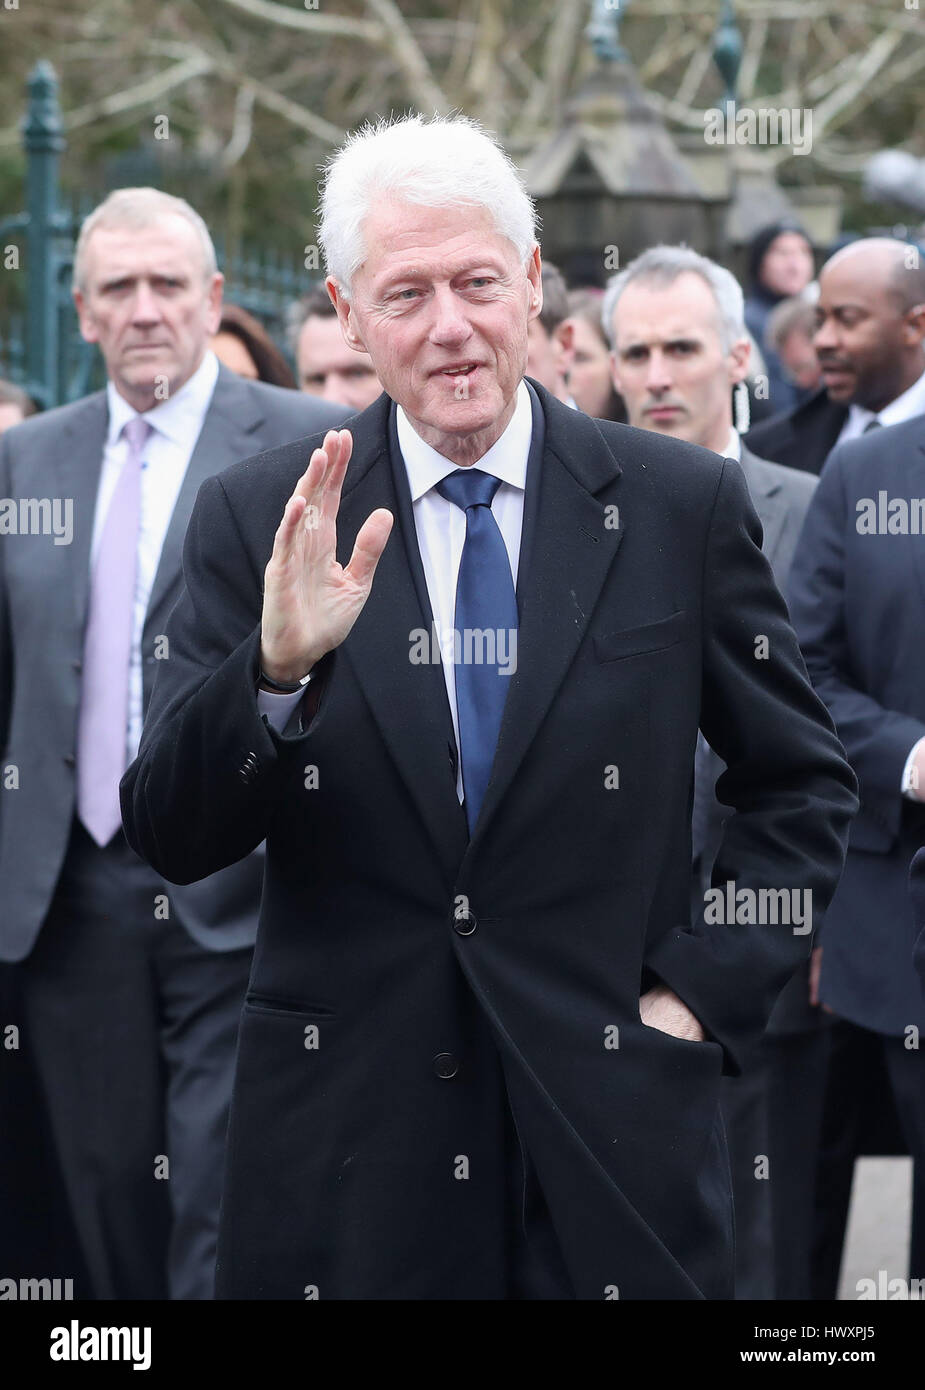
[593,609,688,664]
[245,992,337,1019]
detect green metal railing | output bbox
[0,61,309,409]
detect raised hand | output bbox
[260,429,393,683]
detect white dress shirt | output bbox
[834,365,925,446]
[96,350,219,763]
[259,380,533,802]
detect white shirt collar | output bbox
[723,427,742,461]
[397,379,532,503]
[845,364,925,435]
[106,349,220,447]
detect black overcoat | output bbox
[121,381,857,1299]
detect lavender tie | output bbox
[76,415,151,845]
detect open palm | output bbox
[260,428,393,682]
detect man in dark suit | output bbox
[602,243,827,1299]
[0,188,345,1299]
[911,848,925,995]
[788,409,925,1292]
[122,116,856,1300]
[746,239,925,475]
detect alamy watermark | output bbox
[409,622,517,675]
[856,493,925,535]
[856,1270,924,1300]
[0,497,73,545]
[0,1275,74,1299]
[703,102,813,157]
[49,1320,151,1370]
[704,882,813,934]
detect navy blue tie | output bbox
[436,468,518,833]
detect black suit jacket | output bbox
[787,414,925,1034]
[0,363,346,959]
[911,847,925,997]
[745,387,848,477]
[121,380,856,1299]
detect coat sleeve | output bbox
[911,847,925,995]
[644,458,858,1072]
[0,435,12,840]
[120,472,322,884]
[786,446,925,849]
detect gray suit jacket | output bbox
[692,444,819,1035]
[0,362,348,960]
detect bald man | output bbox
[786,241,925,1295]
[747,238,925,474]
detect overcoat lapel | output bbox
[336,396,469,881]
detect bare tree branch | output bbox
[220,83,256,171]
[364,0,450,115]
[813,16,849,63]
[738,17,768,102]
[235,73,344,143]
[216,0,380,42]
[64,53,214,130]
[638,25,699,85]
[674,41,713,109]
[810,27,904,143]
[514,0,585,140]
[466,0,505,128]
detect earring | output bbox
[734,380,751,435]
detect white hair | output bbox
[318,114,538,294]
[72,187,217,292]
[601,245,746,353]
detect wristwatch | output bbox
[258,666,314,693]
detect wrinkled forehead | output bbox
[82,215,210,286]
[356,197,528,287]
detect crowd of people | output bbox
[1,113,924,1301]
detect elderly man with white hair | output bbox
[123,116,856,1300]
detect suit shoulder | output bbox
[593,417,728,486]
[745,450,817,501]
[208,431,326,504]
[592,420,746,526]
[236,377,350,430]
[822,414,925,481]
[0,392,106,451]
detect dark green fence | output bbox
[0,62,311,410]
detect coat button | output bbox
[71,659,82,673]
[453,910,477,936]
[63,753,75,767]
[433,1052,458,1079]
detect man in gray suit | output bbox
[603,245,824,1299]
[0,188,346,1298]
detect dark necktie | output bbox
[862,418,882,434]
[436,468,518,833]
